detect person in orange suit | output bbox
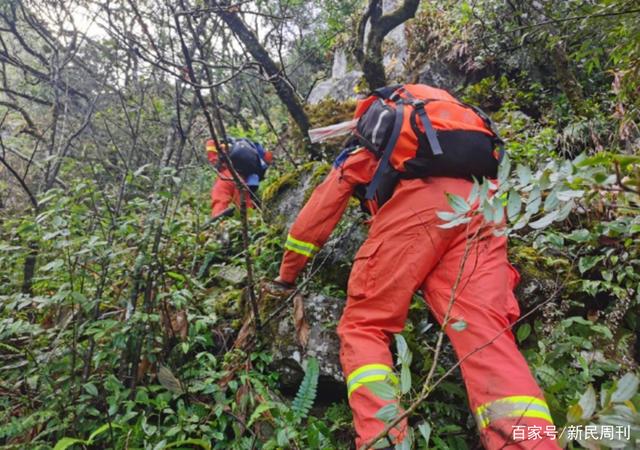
[274,151,559,446]
[206,138,272,219]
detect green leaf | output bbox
[557,189,584,201]
[497,153,511,184]
[567,229,590,242]
[436,211,460,222]
[451,320,467,332]
[395,431,412,450]
[157,366,185,394]
[468,180,480,205]
[446,193,471,214]
[492,201,504,224]
[611,373,639,403]
[248,403,272,427]
[556,200,574,221]
[166,271,186,282]
[53,438,87,450]
[516,324,531,343]
[437,216,471,229]
[578,256,603,274]
[566,403,583,423]
[292,357,319,419]
[525,186,541,215]
[543,189,559,212]
[516,164,532,185]
[400,366,411,395]
[601,383,610,408]
[578,385,596,419]
[83,383,98,397]
[88,423,122,443]
[277,429,289,447]
[365,381,397,401]
[506,190,521,221]
[418,422,431,446]
[395,334,410,365]
[374,403,399,422]
[528,210,559,229]
[165,439,211,449]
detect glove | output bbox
[261,277,296,299]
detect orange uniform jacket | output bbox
[207,142,253,218]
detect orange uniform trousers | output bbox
[338,176,559,449]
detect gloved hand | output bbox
[261,277,296,299]
[273,277,295,290]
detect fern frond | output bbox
[292,357,319,420]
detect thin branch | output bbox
[0,136,38,209]
[502,8,640,34]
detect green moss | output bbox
[288,99,357,154]
[212,288,243,319]
[509,245,573,286]
[305,98,356,128]
[262,162,320,204]
[261,171,300,203]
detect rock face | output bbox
[307,49,363,104]
[317,222,366,286]
[268,293,347,399]
[262,163,322,230]
[414,59,469,92]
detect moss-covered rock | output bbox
[261,162,330,230]
[264,292,346,399]
[509,244,573,330]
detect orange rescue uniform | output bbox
[206,140,253,218]
[279,148,560,449]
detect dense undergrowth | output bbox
[1,0,640,449]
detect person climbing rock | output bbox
[206,137,272,220]
[273,84,560,449]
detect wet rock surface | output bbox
[268,293,346,399]
[262,164,318,229]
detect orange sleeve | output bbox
[279,149,378,284]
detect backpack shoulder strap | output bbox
[365,100,405,200]
[411,100,444,157]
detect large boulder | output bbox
[267,293,347,399]
[307,70,363,105]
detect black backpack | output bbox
[229,138,265,179]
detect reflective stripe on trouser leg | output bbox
[476,395,553,429]
[346,363,398,397]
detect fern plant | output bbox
[292,357,319,420]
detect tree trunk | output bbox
[213,3,317,158]
[355,0,421,90]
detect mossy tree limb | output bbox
[354,0,421,90]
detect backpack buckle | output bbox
[412,99,425,109]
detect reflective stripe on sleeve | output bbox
[284,234,320,258]
[475,395,553,429]
[346,363,398,397]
